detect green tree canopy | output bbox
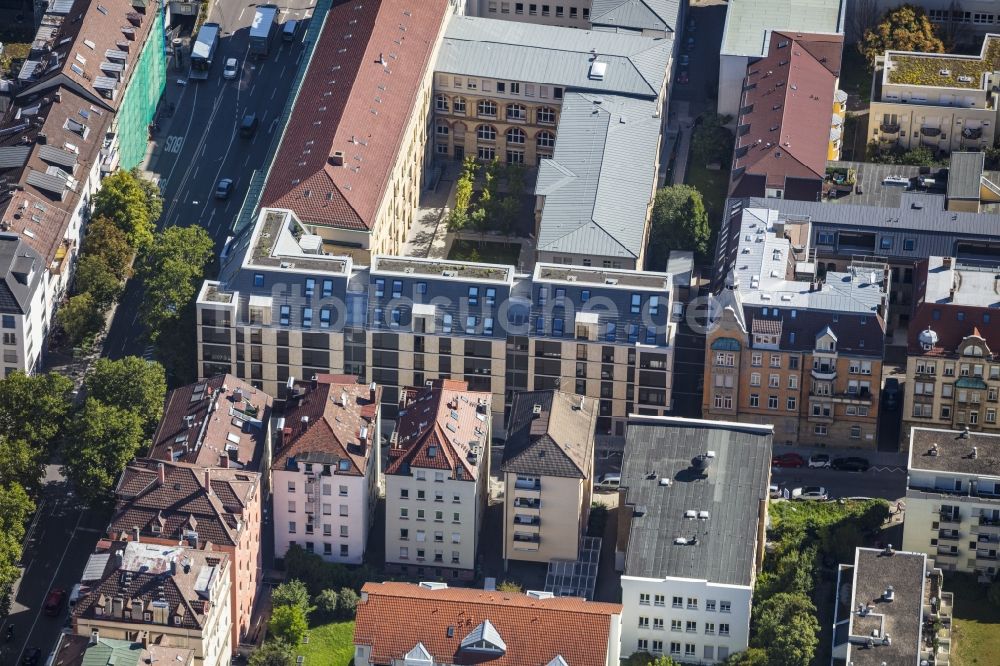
[751,592,820,666]
[82,217,135,281]
[337,587,359,619]
[691,113,734,166]
[269,604,308,646]
[313,588,340,621]
[0,371,73,453]
[248,641,295,666]
[0,482,35,615]
[138,226,214,341]
[648,184,711,265]
[272,579,312,614]
[63,398,145,502]
[623,653,679,666]
[0,437,43,493]
[59,292,105,346]
[75,254,124,309]
[861,4,944,67]
[91,170,161,248]
[721,648,769,665]
[84,357,167,434]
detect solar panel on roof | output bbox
[0,146,30,169]
[93,76,118,91]
[105,49,128,61]
[38,145,77,169]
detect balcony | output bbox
[935,549,959,564]
[514,479,541,491]
[976,549,998,561]
[920,126,942,137]
[962,126,983,140]
[513,533,541,544]
[938,530,960,542]
[811,366,837,381]
[880,121,901,134]
[513,498,540,510]
[939,511,962,525]
[513,514,540,527]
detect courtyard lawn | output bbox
[448,239,521,266]
[297,620,356,666]
[950,573,1000,666]
[684,161,729,233]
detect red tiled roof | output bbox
[730,32,843,195]
[150,374,273,472]
[355,582,621,666]
[386,379,491,480]
[259,0,450,230]
[109,459,259,547]
[274,375,381,474]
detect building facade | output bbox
[272,376,382,564]
[704,202,889,447]
[501,390,596,565]
[868,35,1000,154]
[902,427,1000,578]
[383,380,490,580]
[616,417,772,664]
[464,0,682,37]
[72,542,232,666]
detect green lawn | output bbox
[949,573,1000,666]
[297,620,356,666]
[684,162,729,232]
[448,239,521,266]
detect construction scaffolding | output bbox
[117,10,166,170]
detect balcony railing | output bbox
[939,511,961,524]
[513,534,541,544]
[513,499,540,510]
[920,126,942,137]
[513,515,540,526]
[938,530,960,541]
[962,126,983,140]
[514,479,541,491]
[811,367,837,380]
[880,122,901,134]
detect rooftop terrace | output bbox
[371,256,514,283]
[246,209,351,275]
[534,263,672,290]
[885,34,1000,89]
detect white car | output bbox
[595,474,621,492]
[223,57,239,80]
[808,454,831,469]
[792,486,828,500]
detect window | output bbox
[787,396,797,410]
[750,373,760,386]
[253,274,265,287]
[770,354,781,367]
[339,505,348,517]
[636,639,648,652]
[506,127,526,144]
[279,305,290,326]
[477,125,497,143]
[669,643,680,656]
[466,79,477,90]
[435,94,449,111]
[768,395,778,409]
[685,621,696,633]
[506,104,526,121]
[536,131,555,149]
[654,594,665,606]
[287,500,297,513]
[685,644,696,658]
[670,619,682,632]
[443,314,453,334]
[687,598,698,610]
[288,521,296,534]
[638,617,650,629]
[639,594,650,605]
[302,308,313,327]
[751,353,762,366]
[538,106,556,124]
[453,97,466,114]
[720,601,731,613]
[705,622,715,635]
[477,100,497,118]
[672,596,683,608]
[719,623,730,636]
[652,641,663,655]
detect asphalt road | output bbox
[770,465,908,501]
[103,0,313,361]
[1,468,108,666]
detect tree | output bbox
[91,170,160,248]
[82,217,134,281]
[691,113,734,166]
[0,371,73,453]
[648,185,711,266]
[756,547,814,598]
[63,398,145,502]
[59,293,105,345]
[449,160,477,231]
[74,254,124,309]
[721,648,769,665]
[0,436,43,492]
[269,604,308,646]
[248,641,295,666]
[623,653,680,666]
[337,587,359,619]
[313,588,340,621]
[272,579,312,613]
[0,483,35,615]
[751,592,820,666]
[497,580,523,594]
[862,5,944,67]
[85,357,167,434]
[138,226,214,341]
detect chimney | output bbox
[157,462,166,484]
[166,446,173,461]
[341,389,349,408]
[132,526,140,543]
[359,426,368,449]
[89,629,99,645]
[203,469,212,494]
[972,446,979,459]
[311,375,318,389]
[301,415,310,432]
[369,382,377,400]
[220,453,230,468]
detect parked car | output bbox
[215,178,234,199]
[769,483,782,499]
[792,486,828,500]
[223,57,240,80]
[808,453,831,468]
[832,456,871,472]
[883,377,900,411]
[43,587,66,616]
[677,69,690,85]
[687,18,696,32]
[679,54,690,67]
[685,37,696,51]
[22,647,41,666]
[595,473,621,492]
[771,452,805,468]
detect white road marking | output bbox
[271,88,277,100]
[239,6,246,20]
[164,135,184,153]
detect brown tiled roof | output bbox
[730,32,843,196]
[501,391,595,479]
[751,317,782,336]
[109,459,259,547]
[908,259,1000,356]
[150,374,273,472]
[72,540,229,632]
[53,634,194,666]
[386,380,491,480]
[355,582,621,666]
[259,0,450,230]
[274,375,381,474]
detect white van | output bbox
[595,474,621,492]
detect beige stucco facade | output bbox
[502,471,591,564]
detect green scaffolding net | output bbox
[117,11,166,170]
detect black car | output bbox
[239,112,259,138]
[832,456,871,472]
[22,647,42,666]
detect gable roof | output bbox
[149,374,272,471]
[730,32,843,196]
[386,379,491,480]
[501,391,595,479]
[591,0,681,33]
[275,375,381,475]
[259,0,450,230]
[355,582,621,666]
[0,234,43,314]
[53,633,194,666]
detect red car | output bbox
[772,453,806,468]
[677,69,690,85]
[43,588,66,616]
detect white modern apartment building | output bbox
[0,235,46,375]
[383,380,491,580]
[903,426,1000,578]
[869,34,1000,154]
[72,542,233,666]
[616,417,772,664]
[272,376,383,564]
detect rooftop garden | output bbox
[887,36,1000,89]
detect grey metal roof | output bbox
[0,234,42,315]
[721,0,844,57]
[620,417,772,585]
[947,151,985,200]
[25,169,66,196]
[437,17,672,100]
[37,144,78,169]
[0,146,31,169]
[590,0,681,33]
[535,92,660,260]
